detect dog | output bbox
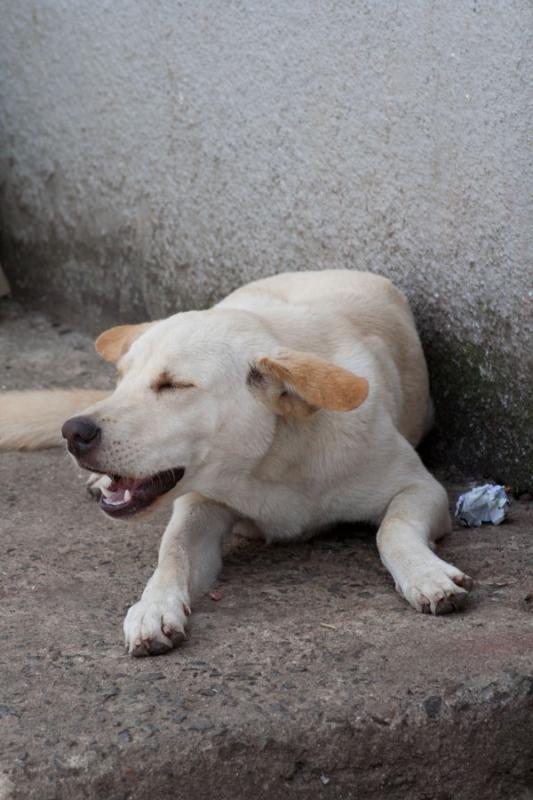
[0,270,472,656]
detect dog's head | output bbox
[61,309,368,518]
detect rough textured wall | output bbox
[0,1,531,489]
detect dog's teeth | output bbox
[100,486,113,498]
[124,489,132,503]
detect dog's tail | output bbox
[0,389,110,450]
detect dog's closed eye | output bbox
[153,373,195,393]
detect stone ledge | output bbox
[0,303,532,800]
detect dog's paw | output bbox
[398,561,473,615]
[123,585,190,657]
[86,473,111,499]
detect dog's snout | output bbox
[61,415,101,456]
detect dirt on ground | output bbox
[1,299,532,800]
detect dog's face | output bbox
[61,309,369,518]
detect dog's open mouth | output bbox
[98,468,185,517]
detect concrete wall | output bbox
[0,1,531,489]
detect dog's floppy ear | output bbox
[95,322,156,363]
[248,350,369,417]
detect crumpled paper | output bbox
[455,484,510,527]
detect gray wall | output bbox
[1,1,532,489]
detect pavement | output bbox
[1,299,532,800]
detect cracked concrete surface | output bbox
[1,300,533,800]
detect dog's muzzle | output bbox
[62,416,185,517]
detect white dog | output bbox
[0,270,472,656]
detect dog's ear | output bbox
[247,350,369,417]
[95,322,156,363]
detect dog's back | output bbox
[220,270,430,446]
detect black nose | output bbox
[61,415,101,456]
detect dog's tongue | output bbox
[101,476,141,507]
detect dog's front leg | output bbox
[376,471,473,615]
[123,492,236,657]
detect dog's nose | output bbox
[61,415,101,456]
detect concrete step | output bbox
[1,301,532,799]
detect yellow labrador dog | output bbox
[0,270,472,656]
